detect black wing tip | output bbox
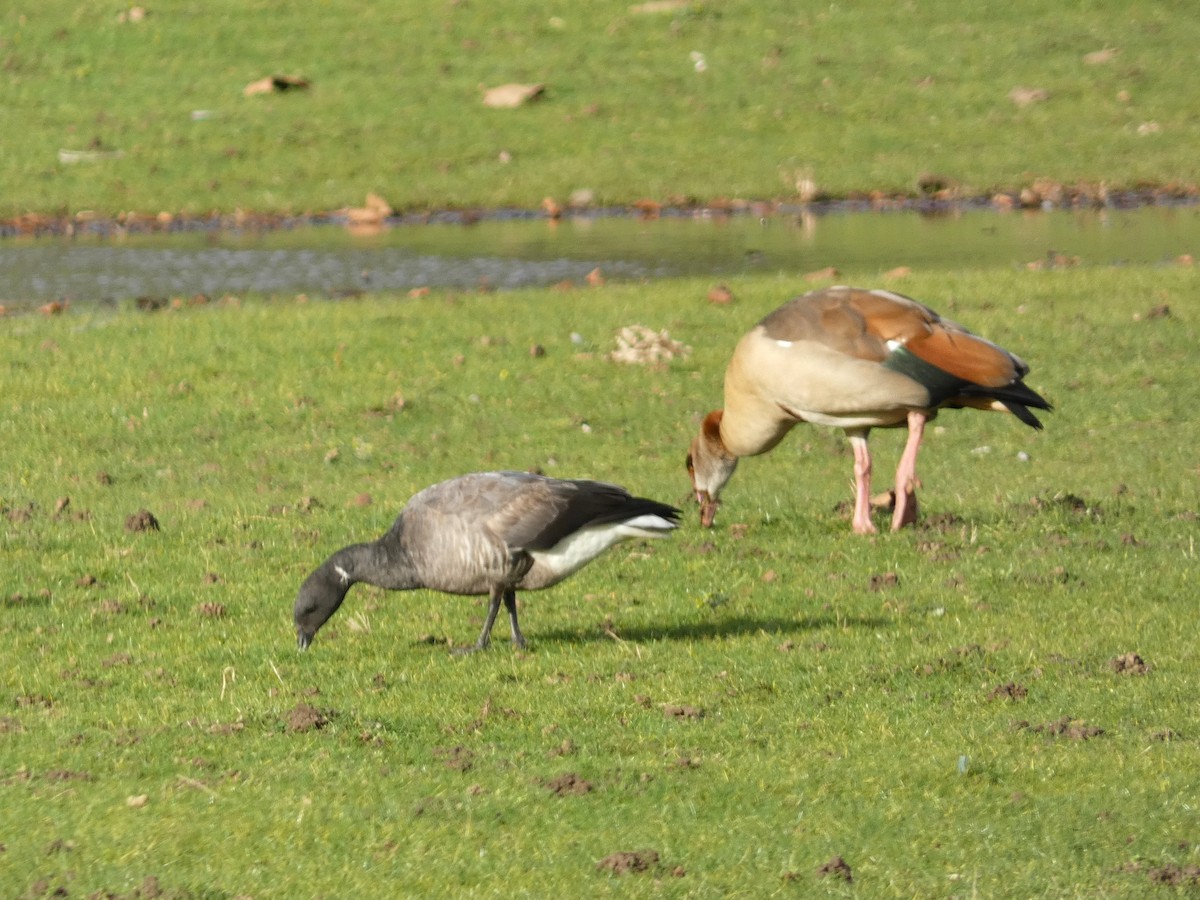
[642,498,683,523]
[1003,399,1048,430]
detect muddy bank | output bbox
[3,183,1198,240]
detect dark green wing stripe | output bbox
[881,345,968,406]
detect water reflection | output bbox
[0,206,1196,306]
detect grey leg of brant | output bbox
[503,589,526,649]
[455,586,504,654]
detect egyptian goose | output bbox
[686,286,1051,533]
[294,471,679,652]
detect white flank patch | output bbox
[868,288,914,304]
[530,516,676,580]
[775,339,793,348]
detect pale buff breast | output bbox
[721,327,933,453]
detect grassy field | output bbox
[6,1,1200,218]
[2,268,1198,896]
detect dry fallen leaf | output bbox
[633,198,661,219]
[364,192,392,216]
[630,0,688,12]
[883,266,911,281]
[1008,86,1049,107]
[126,794,149,808]
[707,284,734,304]
[482,83,545,108]
[1083,48,1119,65]
[803,266,840,282]
[244,75,311,97]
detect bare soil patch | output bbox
[285,702,330,733]
[868,571,900,591]
[597,849,660,875]
[1018,717,1105,740]
[817,855,853,882]
[433,745,475,772]
[125,509,161,532]
[544,772,592,796]
[1109,652,1150,675]
[988,682,1028,701]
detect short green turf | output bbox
[2,268,1198,896]
[5,2,1200,216]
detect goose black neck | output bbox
[325,532,418,592]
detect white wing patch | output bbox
[529,515,676,581]
[334,565,350,585]
[869,288,915,305]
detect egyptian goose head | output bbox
[686,410,738,527]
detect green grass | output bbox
[2,268,1198,896]
[6,1,1200,217]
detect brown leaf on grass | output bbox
[633,198,661,219]
[870,489,896,510]
[482,83,545,108]
[1132,303,1170,321]
[1009,86,1049,107]
[1083,47,1119,65]
[364,192,391,216]
[630,0,688,13]
[707,284,734,304]
[883,266,912,281]
[803,266,840,282]
[343,192,393,228]
[243,75,311,97]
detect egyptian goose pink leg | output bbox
[891,410,926,530]
[847,430,876,534]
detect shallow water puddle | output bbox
[0,206,1196,306]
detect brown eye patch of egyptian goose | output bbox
[686,286,1051,533]
[293,471,680,653]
